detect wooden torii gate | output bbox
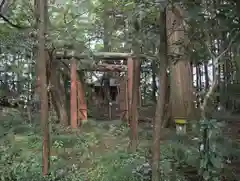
[55,51,141,129]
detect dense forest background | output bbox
[0,0,240,181]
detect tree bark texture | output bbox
[103,1,111,52]
[129,58,140,152]
[77,75,87,123]
[127,57,134,124]
[151,60,157,103]
[37,0,50,176]
[204,62,209,90]
[167,5,195,121]
[70,57,78,128]
[151,9,168,181]
[50,60,68,126]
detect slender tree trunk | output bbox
[37,0,50,175]
[196,64,201,90]
[204,62,209,90]
[151,60,157,103]
[103,1,111,52]
[143,72,147,105]
[128,8,142,151]
[27,53,32,123]
[199,64,202,90]
[196,64,201,106]
[152,9,168,181]
[162,72,171,128]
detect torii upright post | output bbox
[128,57,140,152]
[70,55,78,129]
[77,77,87,125]
[127,57,134,125]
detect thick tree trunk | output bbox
[50,61,68,126]
[36,0,49,176]
[151,9,168,181]
[167,5,195,122]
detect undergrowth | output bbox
[0,108,239,181]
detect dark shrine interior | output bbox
[94,86,118,102]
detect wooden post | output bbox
[77,79,87,125]
[124,78,129,121]
[119,76,128,121]
[109,102,112,120]
[129,58,140,152]
[70,56,78,129]
[127,57,134,124]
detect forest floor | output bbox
[0,108,155,180]
[0,108,239,181]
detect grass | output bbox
[0,109,151,181]
[1,108,239,181]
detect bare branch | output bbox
[0,14,27,29]
[200,32,239,119]
[0,0,5,9]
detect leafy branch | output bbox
[0,0,29,29]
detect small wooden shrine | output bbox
[88,75,121,104]
[55,51,141,128]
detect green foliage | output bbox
[87,151,143,181]
[0,109,239,181]
[152,120,240,181]
[198,119,226,181]
[1,1,240,180]
[0,113,144,181]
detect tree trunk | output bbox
[143,72,147,105]
[152,9,168,181]
[204,62,209,90]
[167,5,195,122]
[36,0,49,176]
[127,58,134,124]
[103,2,111,52]
[162,72,171,128]
[151,60,157,103]
[196,64,201,106]
[136,61,141,106]
[50,61,68,126]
